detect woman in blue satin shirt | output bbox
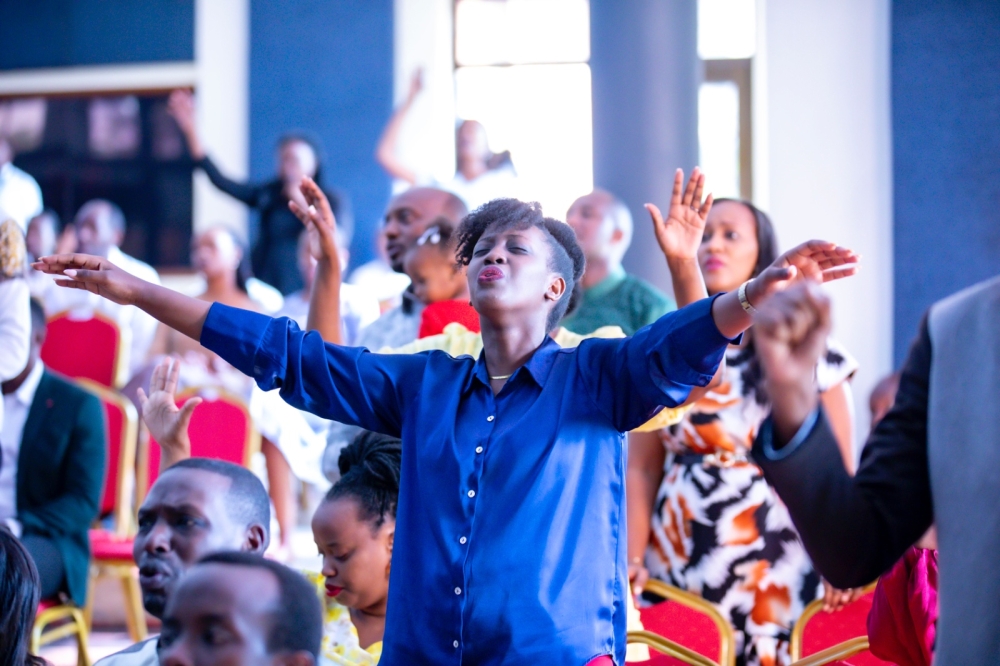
[34,170,858,666]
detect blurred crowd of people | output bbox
[0,75,981,666]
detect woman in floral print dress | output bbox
[628,199,858,666]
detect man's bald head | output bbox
[75,199,126,257]
[566,188,633,266]
[382,187,468,272]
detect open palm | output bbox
[646,167,713,263]
[137,357,201,453]
[288,177,339,263]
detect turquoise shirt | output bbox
[561,265,676,335]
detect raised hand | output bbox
[406,68,424,106]
[645,167,713,263]
[166,89,196,136]
[288,176,339,264]
[31,254,144,305]
[137,357,202,469]
[753,281,830,441]
[748,240,859,306]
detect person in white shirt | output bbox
[0,218,30,437]
[375,70,520,210]
[38,199,161,378]
[0,137,43,232]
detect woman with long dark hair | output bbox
[34,170,858,665]
[0,527,46,666]
[628,198,858,666]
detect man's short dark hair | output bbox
[167,459,270,542]
[455,198,586,331]
[197,551,322,659]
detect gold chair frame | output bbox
[790,636,870,666]
[32,604,91,666]
[789,582,878,661]
[76,379,146,643]
[642,579,737,666]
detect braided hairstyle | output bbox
[455,198,586,331]
[325,431,402,531]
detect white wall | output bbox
[754,0,894,444]
[192,0,249,237]
[392,0,457,190]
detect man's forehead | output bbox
[174,564,278,616]
[142,468,232,511]
[387,188,447,216]
[573,190,612,211]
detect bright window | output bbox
[454,0,593,218]
[698,82,741,199]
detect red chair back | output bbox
[638,580,734,665]
[77,379,137,537]
[139,387,259,501]
[41,311,126,388]
[796,589,894,665]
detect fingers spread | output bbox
[166,356,181,394]
[670,169,684,206]
[644,203,664,227]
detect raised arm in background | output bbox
[167,89,263,205]
[374,70,423,185]
[289,177,343,344]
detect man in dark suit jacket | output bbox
[0,298,105,606]
[749,279,1000,665]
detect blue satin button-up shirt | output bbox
[200,296,732,665]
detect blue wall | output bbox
[249,0,394,268]
[0,0,193,69]
[893,0,1000,363]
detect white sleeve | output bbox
[0,279,30,382]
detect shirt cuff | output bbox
[759,408,821,461]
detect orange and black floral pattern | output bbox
[645,340,856,666]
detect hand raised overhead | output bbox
[137,357,201,468]
[288,176,339,264]
[166,89,196,136]
[645,167,713,263]
[31,254,144,305]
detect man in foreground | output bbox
[158,552,322,666]
[751,277,1000,665]
[96,457,270,665]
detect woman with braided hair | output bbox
[310,431,401,665]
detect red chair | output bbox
[790,584,892,666]
[76,379,146,643]
[33,599,91,666]
[631,580,736,666]
[41,310,128,388]
[136,386,260,504]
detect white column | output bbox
[392,0,457,188]
[754,0,894,442]
[193,0,249,237]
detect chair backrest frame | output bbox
[790,636,871,666]
[44,309,129,388]
[627,630,720,666]
[76,378,138,538]
[643,579,736,666]
[789,581,879,661]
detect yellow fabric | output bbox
[382,323,691,430]
[0,219,26,279]
[305,571,382,665]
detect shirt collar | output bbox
[585,265,627,299]
[468,335,561,391]
[10,361,44,408]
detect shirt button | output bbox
[459,536,467,544]
[475,446,484,454]
[453,640,459,648]
[487,415,495,422]
[454,587,462,595]
[467,490,476,498]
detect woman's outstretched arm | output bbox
[33,253,211,341]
